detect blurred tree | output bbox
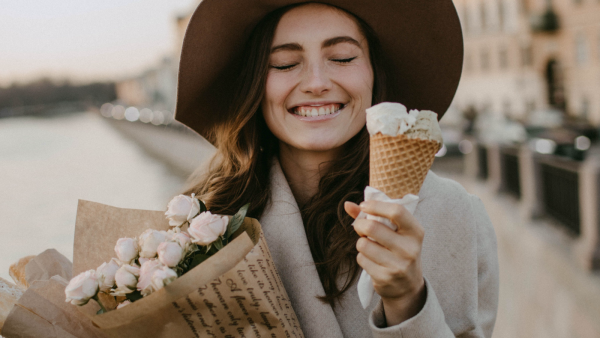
[0,79,116,111]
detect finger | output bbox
[360,201,423,238]
[356,237,397,267]
[354,219,420,257]
[344,201,361,219]
[356,252,389,282]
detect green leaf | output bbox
[214,238,223,250]
[187,253,211,270]
[198,199,207,213]
[125,291,143,302]
[226,203,250,240]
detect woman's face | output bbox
[261,4,374,153]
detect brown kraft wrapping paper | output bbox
[5,200,305,338]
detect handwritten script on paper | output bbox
[172,233,304,338]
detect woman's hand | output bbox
[345,200,427,326]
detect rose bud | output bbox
[165,194,201,227]
[151,266,178,291]
[116,300,132,309]
[137,259,163,296]
[114,237,139,264]
[188,211,228,246]
[157,242,184,267]
[65,270,99,306]
[138,229,168,258]
[96,258,121,292]
[114,264,140,293]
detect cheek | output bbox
[333,65,373,105]
[262,74,292,135]
[264,72,294,108]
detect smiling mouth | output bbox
[289,103,345,117]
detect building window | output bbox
[499,46,509,69]
[480,2,487,31]
[526,100,536,115]
[498,0,505,31]
[576,33,588,65]
[581,97,590,118]
[521,44,533,67]
[458,5,468,33]
[481,48,491,71]
[597,30,600,60]
[465,52,473,73]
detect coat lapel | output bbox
[259,159,344,338]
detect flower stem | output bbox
[94,295,108,314]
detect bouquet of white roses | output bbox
[64,194,250,313]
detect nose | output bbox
[299,62,332,96]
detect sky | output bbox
[0,0,199,87]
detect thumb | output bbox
[344,201,361,219]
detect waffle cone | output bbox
[370,133,440,199]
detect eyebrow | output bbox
[270,36,362,53]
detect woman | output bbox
[176,1,499,337]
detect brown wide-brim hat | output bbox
[175,0,463,142]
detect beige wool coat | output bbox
[258,160,499,338]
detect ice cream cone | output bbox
[369,133,440,199]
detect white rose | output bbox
[157,241,184,267]
[116,300,131,309]
[151,266,178,291]
[171,232,192,251]
[165,194,201,227]
[138,257,151,266]
[114,264,140,294]
[114,237,139,264]
[137,259,163,296]
[65,270,99,305]
[188,211,228,246]
[96,258,120,292]
[138,229,168,258]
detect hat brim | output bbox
[175,0,463,141]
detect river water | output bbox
[0,112,186,281]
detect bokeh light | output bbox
[125,107,140,122]
[100,103,114,118]
[139,108,153,123]
[111,105,126,120]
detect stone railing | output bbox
[465,141,600,270]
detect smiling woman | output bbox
[183,4,385,309]
[175,1,498,337]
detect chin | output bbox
[293,136,345,152]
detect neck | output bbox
[278,142,342,208]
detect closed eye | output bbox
[331,57,357,63]
[270,64,298,70]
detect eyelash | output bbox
[270,57,357,70]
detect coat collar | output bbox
[257,158,438,337]
[258,159,344,337]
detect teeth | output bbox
[293,104,342,117]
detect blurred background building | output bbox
[1,0,600,337]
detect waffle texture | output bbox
[370,133,440,199]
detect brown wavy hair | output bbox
[182,3,388,306]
